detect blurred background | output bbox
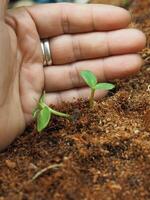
[9,0,89,6]
[9,0,133,8]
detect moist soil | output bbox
[0,1,150,200]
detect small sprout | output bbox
[33,92,70,132]
[80,70,115,107]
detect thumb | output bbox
[0,0,8,19]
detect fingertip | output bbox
[122,54,143,75]
[103,5,131,29]
[131,54,144,72]
[109,28,146,54]
[116,6,131,26]
[129,29,146,51]
[104,54,144,80]
[133,29,147,50]
[122,54,143,74]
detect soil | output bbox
[0,0,150,200]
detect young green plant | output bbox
[80,70,115,107]
[33,93,70,132]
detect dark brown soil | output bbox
[0,1,150,200]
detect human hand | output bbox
[0,2,146,150]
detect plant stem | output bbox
[39,102,45,109]
[90,88,95,108]
[41,102,70,118]
[48,107,70,119]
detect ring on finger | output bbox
[40,39,52,67]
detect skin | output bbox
[0,1,146,150]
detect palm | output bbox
[0,21,26,149]
[0,13,44,150]
[4,16,44,126]
[11,18,44,123]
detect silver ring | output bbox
[41,39,52,66]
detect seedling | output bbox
[80,70,115,107]
[33,92,70,132]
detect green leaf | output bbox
[39,92,45,104]
[32,108,40,118]
[37,106,51,132]
[95,83,115,90]
[80,70,97,88]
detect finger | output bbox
[26,3,131,37]
[0,0,7,19]
[48,29,145,65]
[44,54,143,92]
[45,87,108,106]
